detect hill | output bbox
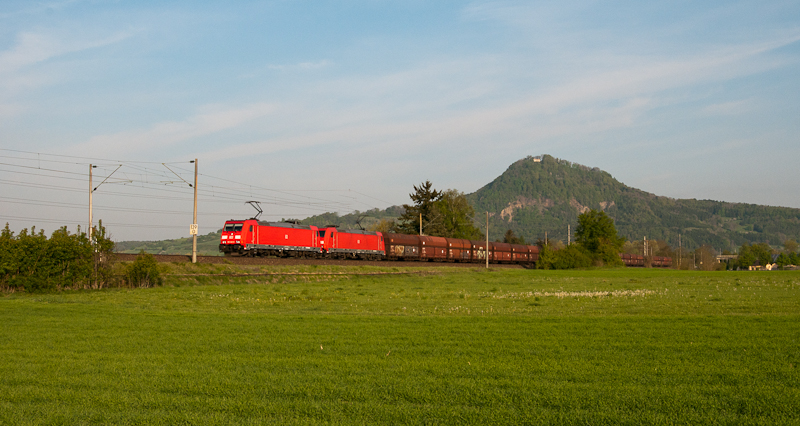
[114,230,224,256]
[299,206,404,229]
[468,155,800,250]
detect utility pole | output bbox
[679,234,682,269]
[89,164,94,239]
[568,224,570,245]
[89,164,95,287]
[192,159,198,264]
[419,213,422,236]
[486,211,489,269]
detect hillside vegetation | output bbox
[114,230,224,256]
[468,155,800,249]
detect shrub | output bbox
[537,244,594,270]
[551,244,593,269]
[126,251,163,288]
[0,221,116,292]
[7,276,55,293]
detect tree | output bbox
[427,190,483,239]
[695,245,718,271]
[393,181,442,235]
[736,243,756,269]
[368,218,396,234]
[92,220,117,288]
[737,242,773,269]
[574,209,625,266]
[784,239,798,254]
[393,183,482,239]
[776,252,791,269]
[503,229,526,245]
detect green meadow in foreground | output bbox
[1,267,799,425]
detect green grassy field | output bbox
[1,267,799,425]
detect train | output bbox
[219,219,672,267]
[219,219,539,265]
[619,253,673,268]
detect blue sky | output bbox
[1,0,799,241]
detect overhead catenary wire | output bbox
[0,214,184,229]
[0,179,357,213]
[0,151,391,239]
[0,154,366,210]
[0,166,356,209]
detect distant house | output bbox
[532,156,542,163]
[749,255,779,271]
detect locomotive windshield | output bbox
[318,230,326,238]
[224,223,243,232]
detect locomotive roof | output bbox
[256,221,314,229]
[330,229,378,235]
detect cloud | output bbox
[701,100,751,116]
[199,29,800,173]
[0,0,83,18]
[0,30,132,75]
[256,60,332,73]
[0,29,135,97]
[72,103,279,157]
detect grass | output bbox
[1,267,799,425]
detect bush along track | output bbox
[0,221,115,292]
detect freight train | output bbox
[219,219,538,265]
[219,219,672,267]
[619,253,672,268]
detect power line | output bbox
[0,214,183,229]
[0,151,391,237]
[0,148,190,165]
[0,156,370,210]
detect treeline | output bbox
[0,222,115,292]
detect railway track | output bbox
[114,253,526,268]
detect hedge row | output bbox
[0,221,115,292]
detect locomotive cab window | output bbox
[233,224,243,232]
[249,225,253,232]
[318,231,326,238]
[224,223,235,232]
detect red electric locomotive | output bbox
[219,219,321,257]
[318,227,384,260]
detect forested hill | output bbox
[468,155,800,250]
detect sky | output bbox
[1,0,799,242]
